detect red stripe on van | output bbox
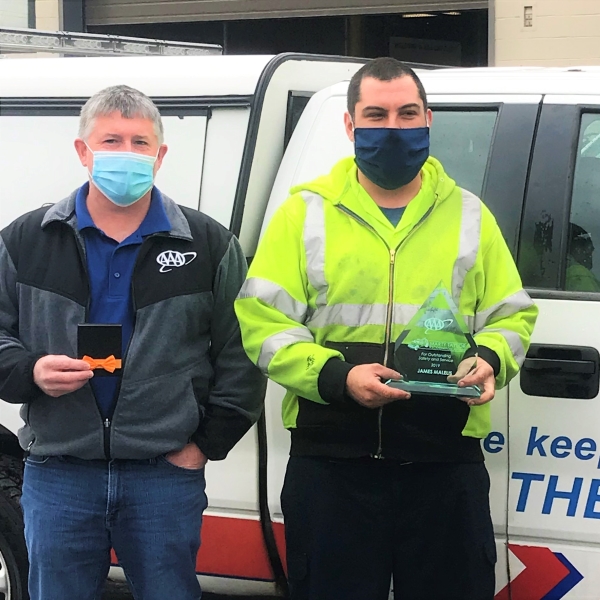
[111,515,287,581]
[196,515,287,580]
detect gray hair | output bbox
[79,85,164,144]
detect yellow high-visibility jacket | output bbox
[235,157,538,461]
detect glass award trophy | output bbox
[386,283,481,398]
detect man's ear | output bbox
[344,112,355,143]
[74,139,90,168]
[154,144,168,174]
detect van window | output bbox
[284,91,313,151]
[429,109,498,197]
[564,113,600,294]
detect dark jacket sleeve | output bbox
[317,357,355,405]
[191,236,266,460]
[0,234,44,404]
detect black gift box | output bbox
[77,324,122,377]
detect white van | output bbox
[1,56,600,600]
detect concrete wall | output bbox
[0,0,28,27]
[35,0,60,30]
[494,0,600,66]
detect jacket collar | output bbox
[296,157,446,244]
[41,187,193,242]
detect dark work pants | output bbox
[281,457,496,600]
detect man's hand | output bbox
[33,355,93,398]
[166,442,208,470]
[447,357,495,406]
[346,363,411,409]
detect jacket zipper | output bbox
[67,218,182,460]
[70,227,113,459]
[336,206,398,459]
[106,235,158,455]
[337,203,436,459]
[374,247,397,458]
[72,226,153,460]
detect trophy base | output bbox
[385,379,482,398]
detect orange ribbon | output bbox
[82,355,122,373]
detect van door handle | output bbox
[521,345,600,399]
[523,358,596,374]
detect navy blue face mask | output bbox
[354,126,430,190]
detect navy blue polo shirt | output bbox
[75,183,171,420]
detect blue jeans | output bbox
[21,454,207,600]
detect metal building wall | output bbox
[87,0,487,25]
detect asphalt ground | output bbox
[102,579,273,599]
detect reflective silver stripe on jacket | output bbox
[301,192,328,309]
[300,188,484,329]
[473,289,534,332]
[477,327,526,366]
[307,303,420,329]
[238,277,308,323]
[301,188,483,320]
[258,327,315,373]
[465,315,476,334]
[452,188,482,304]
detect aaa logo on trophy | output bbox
[424,317,453,333]
[386,282,481,398]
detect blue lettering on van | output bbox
[550,436,572,458]
[584,480,600,519]
[542,475,583,517]
[512,471,545,512]
[526,426,549,457]
[525,428,600,468]
[575,438,596,460]
[483,431,505,454]
[512,471,600,519]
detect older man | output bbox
[0,85,264,600]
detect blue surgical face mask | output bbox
[353,126,430,190]
[87,145,157,207]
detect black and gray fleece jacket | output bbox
[0,191,265,461]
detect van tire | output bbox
[0,455,29,600]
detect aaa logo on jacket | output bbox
[133,231,217,310]
[156,250,197,273]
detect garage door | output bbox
[86,0,487,26]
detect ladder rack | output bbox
[0,27,222,57]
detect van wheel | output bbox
[0,455,29,600]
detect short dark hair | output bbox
[347,57,428,117]
[570,223,593,248]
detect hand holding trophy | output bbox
[386,283,482,399]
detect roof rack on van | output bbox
[0,27,222,57]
